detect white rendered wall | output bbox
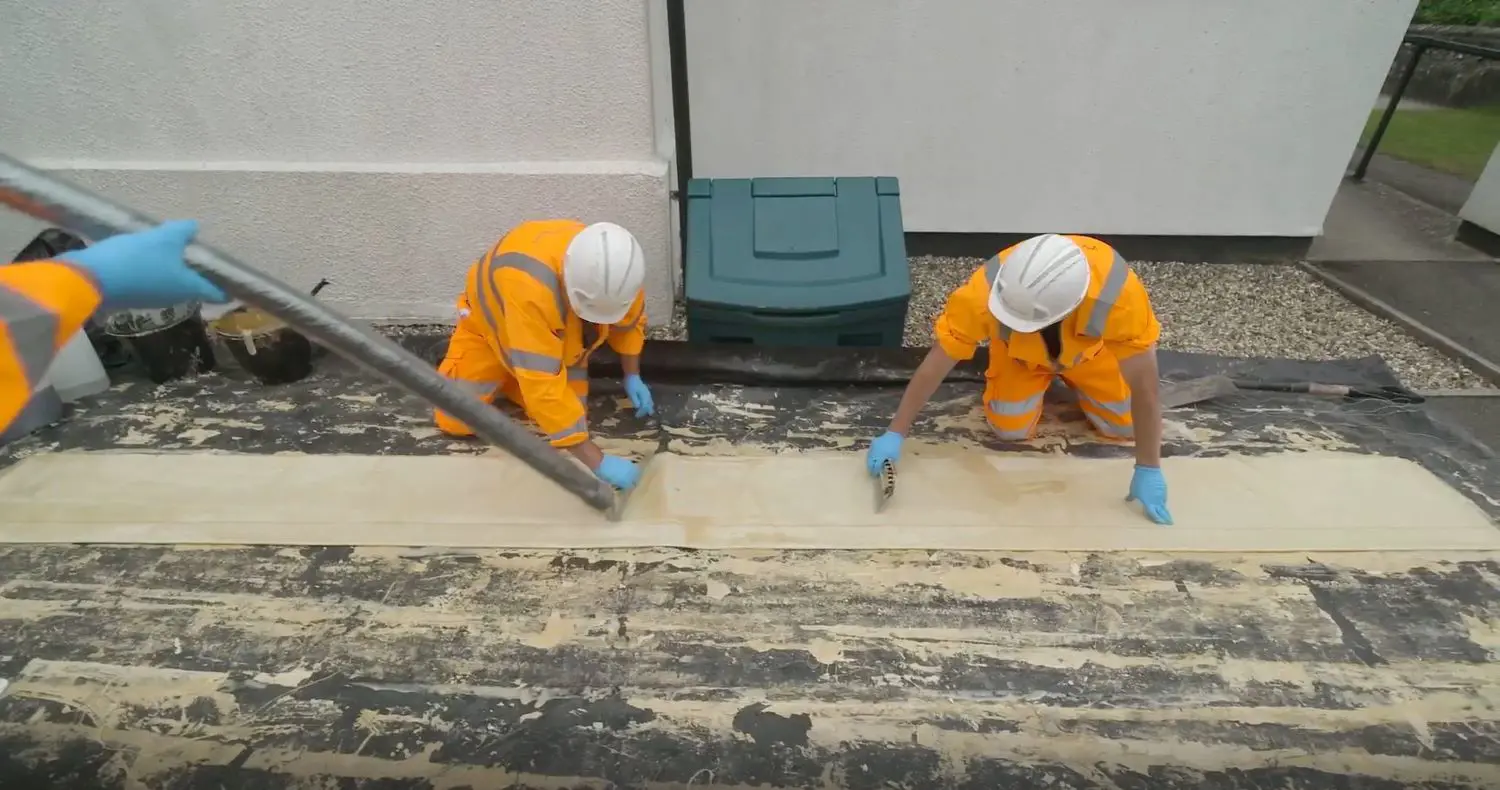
[1461,146,1500,234]
[684,0,1418,237]
[0,0,674,323]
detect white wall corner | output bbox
[1460,144,1500,233]
[645,0,683,302]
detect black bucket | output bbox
[9,228,132,369]
[210,307,313,385]
[103,305,217,384]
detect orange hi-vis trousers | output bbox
[984,351,1134,442]
[433,318,591,438]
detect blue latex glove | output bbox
[60,220,228,310]
[1127,465,1173,525]
[866,430,904,476]
[596,454,641,490]
[624,374,654,418]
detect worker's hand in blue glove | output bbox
[60,220,228,310]
[866,430,904,476]
[595,454,641,490]
[624,374,654,418]
[1127,464,1173,525]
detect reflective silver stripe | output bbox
[547,416,588,442]
[1078,391,1131,417]
[1081,250,1129,337]
[986,391,1045,416]
[492,252,565,320]
[509,349,562,374]
[1083,411,1134,438]
[0,283,60,388]
[982,254,1001,286]
[568,365,588,381]
[471,255,505,345]
[997,325,1012,344]
[447,378,495,397]
[989,412,1042,441]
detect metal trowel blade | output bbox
[607,453,654,522]
[874,459,896,513]
[1158,375,1239,409]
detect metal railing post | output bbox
[1356,42,1422,182]
[1353,42,1428,181]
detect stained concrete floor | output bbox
[1,339,1499,788]
[1308,179,1490,262]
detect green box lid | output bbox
[684,176,910,312]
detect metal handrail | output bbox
[1352,33,1500,180]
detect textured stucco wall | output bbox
[684,0,1418,237]
[0,0,673,323]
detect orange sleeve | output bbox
[1100,271,1161,361]
[496,270,590,448]
[932,267,996,362]
[605,291,647,358]
[0,261,104,434]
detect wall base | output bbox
[905,233,1313,263]
[0,160,675,325]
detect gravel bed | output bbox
[648,256,1493,391]
[905,255,1493,391]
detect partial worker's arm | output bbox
[865,269,991,475]
[0,261,103,433]
[605,292,655,418]
[887,346,958,435]
[1100,271,1172,524]
[887,270,992,435]
[1118,347,1163,467]
[1098,272,1165,467]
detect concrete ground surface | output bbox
[1308,179,1490,263]
[0,341,1498,788]
[1309,259,1500,380]
[1354,152,1478,215]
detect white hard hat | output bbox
[563,222,646,324]
[987,234,1091,333]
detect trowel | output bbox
[1158,375,1425,409]
[607,449,655,522]
[873,458,896,513]
[607,406,663,522]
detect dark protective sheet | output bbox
[3,334,1496,518]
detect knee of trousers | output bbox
[985,391,1045,440]
[1077,392,1134,438]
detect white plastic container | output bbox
[46,330,110,403]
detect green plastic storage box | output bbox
[684,176,911,348]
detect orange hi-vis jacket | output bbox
[445,219,647,448]
[935,235,1159,372]
[934,236,1160,440]
[0,261,103,433]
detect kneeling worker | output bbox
[864,234,1172,524]
[435,220,655,492]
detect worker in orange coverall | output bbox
[434,220,655,492]
[1,220,227,435]
[864,233,1172,524]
